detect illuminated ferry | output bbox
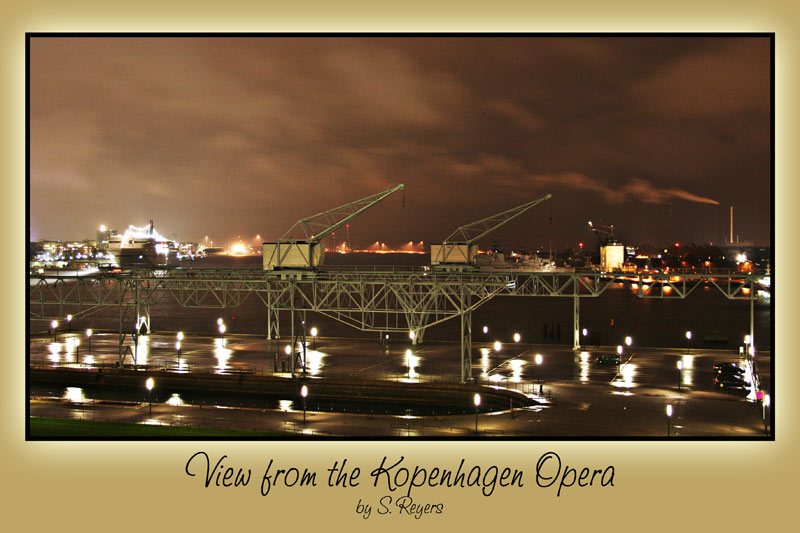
[107,220,177,268]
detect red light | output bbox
[675,242,680,247]
[756,391,764,400]
[579,242,584,248]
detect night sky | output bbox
[29,36,771,250]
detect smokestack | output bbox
[729,206,733,245]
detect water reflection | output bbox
[48,342,62,364]
[63,387,86,403]
[509,359,524,383]
[133,335,150,366]
[167,393,184,406]
[681,355,694,387]
[305,350,325,376]
[578,351,590,383]
[214,337,232,373]
[279,400,294,412]
[479,347,490,379]
[404,349,420,380]
[612,363,637,388]
[83,355,96,366]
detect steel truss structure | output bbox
[29,269,763,382]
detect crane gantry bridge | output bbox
[28,184,763,383]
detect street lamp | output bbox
[51,320,58,341]
[494,341,501,352]
[301,384,308,425]
[219,323,226,339]
[217,317,224,326]
[146,377,154,417]
[685,331,692,353]
[86,328,92,352]
[177,331,184,342]
[617,345,623,357]
[66,314,72,333]
[677,360,683,391]
[625,336,632,347]
[176,341,182,369]
[666,404,673,436]
[582,328,588,349]
[535,353,543,386]
[513,332,521,343]
[311,327,318,350]
[474,393,481,433]
[483,326,488,335]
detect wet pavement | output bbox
[28,332,771,437]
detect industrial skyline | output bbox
[29,36,771,247]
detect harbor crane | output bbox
[588,220,619,245]
[588,220,625,272]
[263,183,404,271]
[431,193,552,271]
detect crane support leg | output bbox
[461,310,473,383]
[266,288,280,339]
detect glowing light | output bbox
[285,345,292,355]
[494,341,501,352]
[213,337,232,373]
[311,327,318,337]
[145,377,154,391]
[513,333,521,343]
[63,387,86,403]
[666,404,673,417]
[736,253,747,263]
[86,328,92,337]
[167,394,184,406]
[408,330,415,340]
[483,326,488,334]
[301,385,308,398]
[509,359,524,382]
[625,336,632,347]
[686,331,692,340]
[177,331,184,341]
[230,243,248,256]
[99,224,107,232]
[473,393,481,407]
[404,349,419,380]
[535,353,543,365]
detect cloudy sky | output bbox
[29,36,771,250]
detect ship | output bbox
[107,220,178,268]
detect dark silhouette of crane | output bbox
[588,220,620,245]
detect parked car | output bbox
[713,362,745,376]
[714,373,752,393]
[597,354,620,365]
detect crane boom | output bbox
[264,183,404,271]
[588,220,618,245]
[444,193,552,243]
[432,193,551,268]
[280,183,404,242]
